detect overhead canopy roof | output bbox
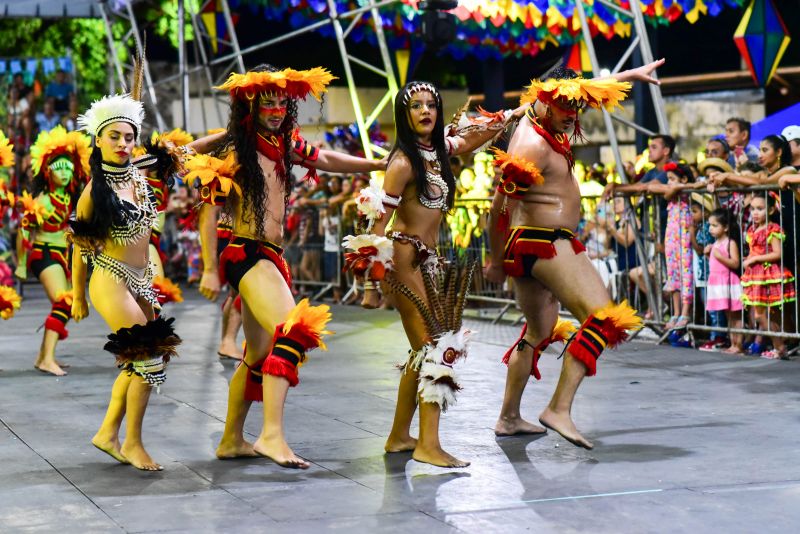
[0,0,103,18]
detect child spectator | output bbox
[705,208,744,353]
[690,194,727,350]
[647,162,695,330]
[741,193,795,358]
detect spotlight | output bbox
[419,1,458,49]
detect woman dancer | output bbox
[70,91,182,471]
[16,126,90,375]
[345,82,523,467]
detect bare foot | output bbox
[538,407,593,450]
[412,444,470,468]
[91,433,129,464]
[384,435,418,453]
[217,342,243,360]
[253,435,310,469]
[34,361,67,376]
[120,441,163,471]
[55,360,70,368]
[723,346,744,355]
[494,416,547,436]
[215,439,258,460]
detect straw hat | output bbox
[698,157,733,175]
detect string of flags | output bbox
[0,57,74,76]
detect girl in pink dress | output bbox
[705,208,743,353]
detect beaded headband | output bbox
[402,82,440,106]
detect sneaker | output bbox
[760,350,783,360]
[747,342,764,356]
[699,341,720,352]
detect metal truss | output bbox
[574,0,670,321]
[98,0,167,131]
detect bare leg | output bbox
[89,269,159,467]
[385,244,467,467]
[91,371,131,464]
[255,375,309,468]
[120,377,162,471]
[529,241,616,450]
[35,264,69,376]
[217,291,243,360]
[214,298,265,460]
[385,367,420,452]
[495,277,555,436]
[235,260,308,468]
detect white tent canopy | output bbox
[0,0,103,18]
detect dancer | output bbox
[344,82,525,467]
[190,64,382,468]
[135,128,193,305]
[15,126,90,375]
[484,63,664,449]
[70,88,182,471]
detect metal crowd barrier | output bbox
[286,185,800,349]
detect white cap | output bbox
[782,125,800,142]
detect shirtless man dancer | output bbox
[190,64,384,468]
[484,62,664,449]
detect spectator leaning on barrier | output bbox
[705,137,731,162]
[781,125,800,169]
[725,117,759,167]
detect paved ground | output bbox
[2,286,800,533]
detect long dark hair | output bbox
[86,146,126,237]
[709,207,743,273]
[389,81,456,210]
[762,134,791,168]
[215,63,298,239]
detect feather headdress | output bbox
[521,77,632,111]
[77,94,145,140]
[30,126,91,182]
[216,67,336,102]
[0,131,14,168]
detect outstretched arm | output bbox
[304,149,384,173]
[187,131,226,155]
[611,58,666,85]
[448,104,529,156]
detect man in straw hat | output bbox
[484,61,665,449]
[187,64,384,468]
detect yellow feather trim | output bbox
[18,191,48,227]
[184,153,242,197]
[30,126,91,180]
[216,67,337,102]
[282,298,333,352]
[132,145,147,158]
[153,128,194,147]
[0,285,22,320]
[0,131,14,168]
[551,318,577,343]
[520,77,631,111]
[594,300,643,332]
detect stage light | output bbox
[419,1,458,49]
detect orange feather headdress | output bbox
[520,77,632,111]
[216,67,337,102]
[30,126,91,183]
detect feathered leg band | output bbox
[44,291,73,340]
[566,301,641,376]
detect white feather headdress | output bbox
[77,94,145,141]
